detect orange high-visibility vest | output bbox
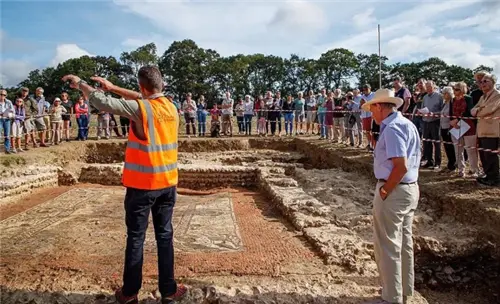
[122,96,179,190]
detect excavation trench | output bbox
[0,138,499,303]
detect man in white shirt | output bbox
[263,91,273,134]
[243,95,254,135]
[360,84,375,150]
[29,87,48,146]
[348,89,363,147]
[221,91,234,136]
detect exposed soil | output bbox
[1,137,499,303]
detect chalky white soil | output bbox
[292,167,479,257]
[0,149,491,304]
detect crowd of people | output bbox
[1,71,499,186]
[0,87,132,152]
[176,72,499,186]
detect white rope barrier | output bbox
[0,110,499,154]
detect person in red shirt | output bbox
[74,95,89,140]
[210,103,221,137]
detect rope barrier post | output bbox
[378,24,382,90]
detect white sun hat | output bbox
[361,88,403,112]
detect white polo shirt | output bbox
[360,92,375,119]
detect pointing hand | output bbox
[90,76,115,92]
[62,75,82,89]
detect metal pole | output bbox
[378,24,382,89]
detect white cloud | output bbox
[321,0,481,54]
[445,5,500,32]
[121,34,172,55]
[384,34,500,72]
[449,53,500,74]
[50,44,92,66]
[267,1,329,39]
[0,59,35,87]
[352,8,376,29]
[385,35,482,60]
[113,0,331,57]
[312,0,499,74]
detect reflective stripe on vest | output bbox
[124,98,177,174]
[142,99,157,145]
[124,162,177,173]
[127,141,178,152]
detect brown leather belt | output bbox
[378,179,417,185]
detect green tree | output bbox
[473,65,493,74]
[357,53,391,89]
[6,39,496,102]
[246,54,284,97]
[120,43,159,90]
[389,62,422,89]
[317,48,359,90]
[159,39,221,103]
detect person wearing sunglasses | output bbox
[471,73,500,187]
[11,98,26,153]
[450,82,479,178]
[0,89,14,153]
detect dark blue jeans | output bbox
[122,186,177,297]
[77,115,88,139]
[244,114,253,135]
[197,112,206,136]
[0,118,11,151]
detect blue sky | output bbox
[1,0,499,87]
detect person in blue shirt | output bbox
[0,89,14,153]
[196,95,207,137]
[361,89,421,304]
[346,90,363,146]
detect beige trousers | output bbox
[452,134,479,174]
[333,117,345,141]
[372,182,419,304]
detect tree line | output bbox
[1,39,493,107]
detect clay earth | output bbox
[0,137,499,304]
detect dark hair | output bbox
[138,66,163,92]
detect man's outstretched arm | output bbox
[91,76,142,100]
[62,75,142,122]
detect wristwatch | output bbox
[77,79,88,90]
[380,186,388,196]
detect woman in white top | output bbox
[182,93,197,136]
[243,95,254,136]
[305,90,317,135]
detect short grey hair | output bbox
[454,81,468,94]
[442,86,454,100]
[483,73,497,84]
[474,70,488,80]
[36,87,44,93]
[426,80,436,89]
